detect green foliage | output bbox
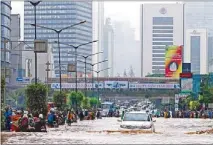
[76,91,84,107]
[7,88,26,108]
[53,91,67,110]
[25,83,48,117]
[189,101,200,111]
[199,74,213,104]
[89,97,99,107]
[69,91,77,107]
[82,97,90,109]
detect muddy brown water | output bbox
[2,118,213,144]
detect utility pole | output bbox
[46,61,50,99]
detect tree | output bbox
[189,101,200,111]
[69,91,77,108]
[129,65,135,77]
[82,97,90,109]
[89,97,99,108]
[199,74,213,104]
[76,91,84,108]
[25,83,48,117]
[53,91,67,110]
[123,69,127,77]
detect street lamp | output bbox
[89,68,110,100]
[30,20,86,93]
[29,0,41,84]
[77,59,108,95]
[68,52,103,96]
[54,40,98,93]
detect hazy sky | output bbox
[11,1,176,40]
[11,1,142,40]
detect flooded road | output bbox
[3,118,213,144]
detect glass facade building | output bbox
[24,1,93,77]
[1,1,11,81]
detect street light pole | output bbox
[78,59,107,97]
[31,20,86,93]
[55,40,98,93]
[29,1,41,84]
[88,68,110,101]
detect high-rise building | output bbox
[10,14,23,84]
[140,4,184,77]
[113,20,140,77]
[92,1,104,76]
[22,45,55,83]
[185,29,208,74]
[184,2,213,73]
[1,1,12,82]
[208,37,213,73]
[24,1,93,78]
[102,18,114,77]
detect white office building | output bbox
[22,45,55,83]
[140,3,184,77]
[184,2,213,73]
[185,29,208,74]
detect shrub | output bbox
[25,83,47,117]
[53,91,67,110]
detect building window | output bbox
[152,66,165,69]
[153,38,173,41]
[152,54,165,57]
[153,50,165,53]
[153,26,173,29]
[152,62,165,65]
[153,34,173,37]
[190,36,200,74]
[153,58,165,61]
[152,46,166,50]
[153,42,173,45]
[153,17,173,25]
[153,30,173,33]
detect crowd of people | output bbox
[3,106,102,132]
[154,109,213,119]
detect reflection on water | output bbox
[2,118,213,144]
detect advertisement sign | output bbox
[51,83,104,89]
[129,83,180,89]
[93,82,104,89]
[182,63,191,73]
[181,78,193,93]
[104,81,128,89]
[165,45,183,78]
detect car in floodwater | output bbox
[120,111,155,132]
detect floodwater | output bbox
[2,118,213,144]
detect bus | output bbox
[101,101,115,117]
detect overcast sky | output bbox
[11,1,175,40]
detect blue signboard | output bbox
[16,77,23,82]
[193,74,201,99]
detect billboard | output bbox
[165,45,183,78]
[104,81,128,89]
[129,83,180,89]
[51,83,104,89]
[181,78,193,93]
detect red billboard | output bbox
[165,45,183,78]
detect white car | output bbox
[120,111,155,132]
